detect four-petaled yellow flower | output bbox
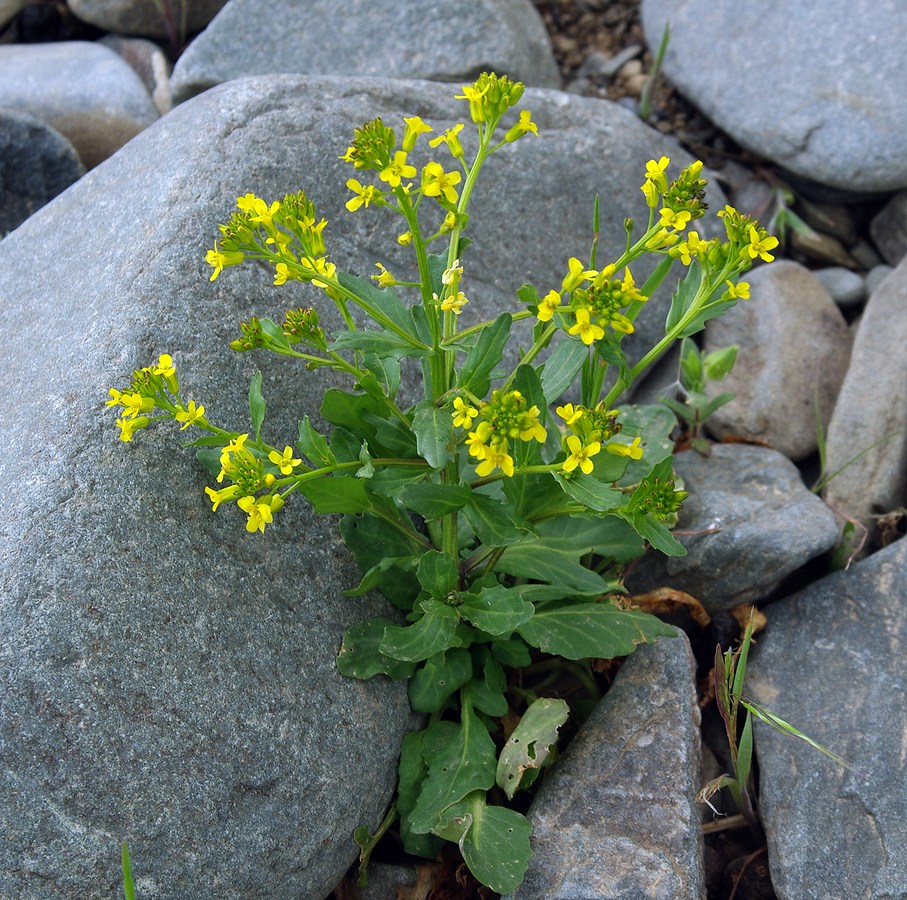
[659,208,692,230]
[556,403,583,425]
[238,495,281,534]
[274,262,290,285]
[536,289,562,322]
[607,436,643,460]
[476,445,515,478]
[372,263,396,287]
[504,110,538,142]
[563,435,601,475]
[429,124,465,159]
[726,280,750,300]
[204,484,241,511]
[116,416,149,442]
[440,291,468,314]
[568,309,605,345]
[345,179,382,212]
[441,259,463,285]
[268,446,302,474]
[746,227,779,262]
[205,242,244,281]
[644,156,670,192]
[153,354,175,378]
[379,150,417,187]
[452,397,478,429]
[120,391,154,418]
[562,257,597,292]
[422,162,461,204]
[175,400,206,430]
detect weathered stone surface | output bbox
[0,107,84,235]
[813,266,866,309]
[169,0,561,105]
[626,444,839,612]
[823,254,907,534]
[0,41,159,168]
[869,188,907,265]
[0,73,726,898]
[703,260,852,461]
[641,0,907,192]
[747,536,907,900]
[100,34,173,114]
[510,632,703,899]
[68,0,227,39]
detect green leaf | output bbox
[297,416,335,467]
[337,618,417,680]
[330,329,428,358]
[417,550,459,598]
[516,283,540,308]
[379,599,461,662]
[457,313,512,398]
[458,585,533,636]
[362,351,401,399]
[409,707,497,834]
[338,271,416,336]
[196,446,223,479]
[540,337,589,404]
[249,370,265,441]
[322,388,381,441]
[364,412,419,458]
[553,471,622,512]
[122,840,136,900]
[367,465,430,496]
[401,482,473,520]
[618,403,677,485]
[496,697,569,799]
[518,598,677,660]
[397,730,445,858]
[464,649,508,717]
[330,426,364,464]
[297,476,372,515]
[259,316,291,350]
[408,648,473,713]
[433,793,532,896]
[618,509,686,557]
[412,400,454,468]
[666,265,703,334]
[463,492,532,547]
[490,637,532,668]
[343,555,418,598]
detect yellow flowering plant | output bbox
[106,72,775,893]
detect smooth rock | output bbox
[100,34,172,114]
[823,254,907,533]
[0,72,728,898]
[703,260,852,461]
[641,0,907,192]
[869,189,907,265]
[813,266,866,309]
[747,535,907,900]
[510,632,703,900]
[68,0,227,39]
[169,0,560,105]
[626,444,840,612]
[0,41,159,168]
[0,107,84,235]
[865,263,894,297]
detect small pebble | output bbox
[813,266,866,308]
[865,263,895,296]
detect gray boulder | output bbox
[0,107,84,236]
[0,73,731,898]
[0,41,159,168]
[169,0,561,105]
[823,254,907,535]
[641,0,907,193]
[68,0,228,39]
[747,536,907,900]
[510,632,703,900]
[703,260,852,461]
[626,444,839,612]
[869,189,907,265]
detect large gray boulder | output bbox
[641,0,907,193]
[747,536,907,899]
[0,73,724,897]
[68,0,228,39]
[169,0,561,105]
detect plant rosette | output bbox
[106,72,776,894]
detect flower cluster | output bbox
[555,402,643,475]
[455,389,546,477]
[205,190,336,294]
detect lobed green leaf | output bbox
[496,697,569,799]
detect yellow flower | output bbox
[268,446,302,474]
[422,162,461,204]
[746,226,779,262]
[116,415,149,442]
[119,391,155,419]
[644,156,670,192]
[536,289,562,322]
[175,400,206,430]
[440,291,468,314]
[238,494,284,534]
[562,257,597,292]
[274,262,291,285]
[640,178,659,208]
[726,280,750,300]
[563,435,601,475]
[429,124,465,159]
[475,445,515,478]
[556,403,583,425]
[369,263,396,287]
[345,179,382,212]
[379,150,417,187]
[452,397,478,429]
[153,354,175,378]
[204,484,241,511]
[106,388,123,408]
[504,109,538,142]
[659,207,692,230]
[205,242,244,281]
[607,436,643,460]
[568,308,605,345]
[402,116,433,151]
[397,231,413,246]
[441,259,464,286]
